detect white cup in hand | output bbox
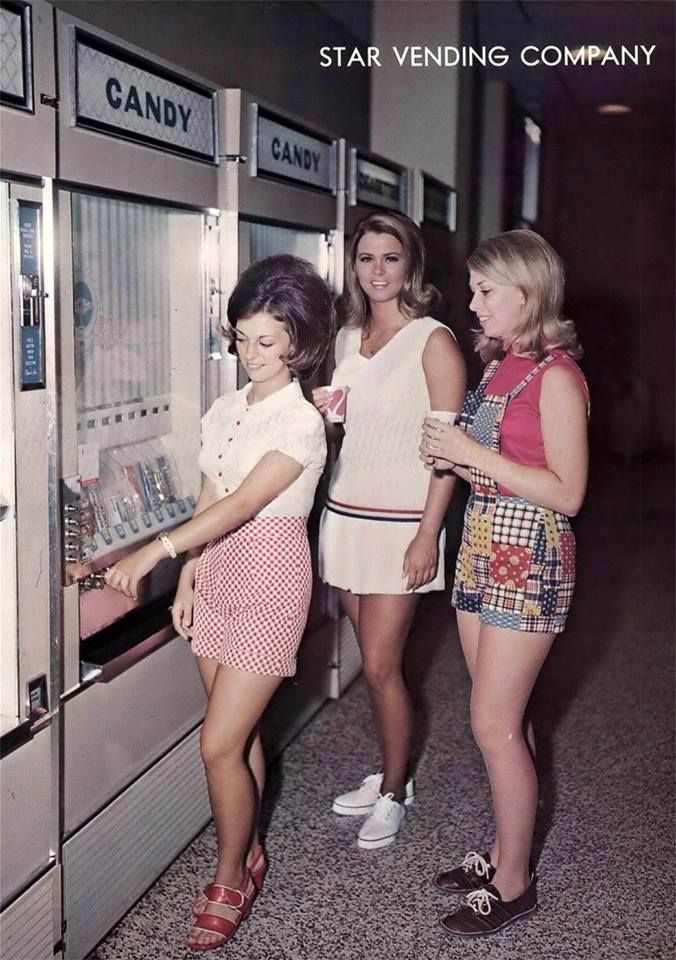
[426,409,458,425]
[424,410,458,467]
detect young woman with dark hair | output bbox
[104,254,334,950]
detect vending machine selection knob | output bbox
[79,571,107,592]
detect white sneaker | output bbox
[357,793,406,849]
[332,773,415,816]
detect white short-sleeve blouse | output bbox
[198,379,327,518]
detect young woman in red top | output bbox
[421,230,589,937]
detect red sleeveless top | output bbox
[486,350,588,496]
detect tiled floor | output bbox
[88,458,674,960]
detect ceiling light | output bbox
[597,103,632,115]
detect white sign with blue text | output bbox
[75,36,216,161]
[256,112,334,192]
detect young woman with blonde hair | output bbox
[421,229,589,936]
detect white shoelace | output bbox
[372,792,401,822]
[465,887,498,917]
[461,851,491,878]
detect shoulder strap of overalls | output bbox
[508,354,556,400]
[478,359,502,393]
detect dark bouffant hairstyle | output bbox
[225,254,335,379]
[341,211,439,328]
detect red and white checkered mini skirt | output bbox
[191,516,312,676]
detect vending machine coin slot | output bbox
[27,674,49,723]
[17,201,46,390]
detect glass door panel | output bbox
[248,222,329,280]
[67,193,206,644]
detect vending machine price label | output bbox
[20,327,42,385]
[78,443,100,482]
[19,206,39,274]
[355,156,403,211]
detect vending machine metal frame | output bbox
[0,3,62,959]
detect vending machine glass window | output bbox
[249,222,330,280]
[66,191,206,665]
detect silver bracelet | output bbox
[157,533,177,559]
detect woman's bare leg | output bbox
[470,625,554,899]
[196,659,265,861]
[188,663,281,949]
[456,610,537,868]
[357,593,419,800]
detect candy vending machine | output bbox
[218,89,345,751]
[52,12,226,957]
[345,144,410,239]
[409,168,458,330]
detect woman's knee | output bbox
[200,724,242,769]
[470,702,522,756]
[361,652,402,691]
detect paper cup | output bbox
[426,410,458,425]
[424,410,458,468]
[326,386,349,423]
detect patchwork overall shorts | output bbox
[451,357,576,634]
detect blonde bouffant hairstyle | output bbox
[341,211,439,328]
[468,229,582,363]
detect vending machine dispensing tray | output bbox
[79,594,176,683]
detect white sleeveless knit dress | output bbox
[319,316,449,594]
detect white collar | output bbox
[238,378,303,414]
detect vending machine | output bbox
[410,169,459,331]
[410,169,466,577]
[218,89,345,749]
[345,144,410,239]
[0,3,61,959]
[52,11,225,957]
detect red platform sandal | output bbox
[248,845,268,891]
[192,846,267,918]
[187,874,256,951]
